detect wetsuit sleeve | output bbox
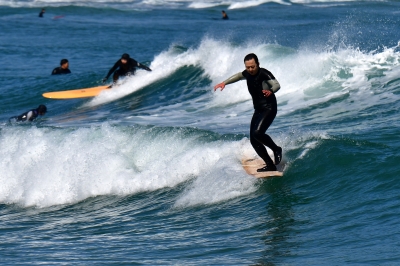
[105,61,120,79]
[263,79,281,93]
[138,62,151,71]
[222,72,245,85]
[51,68,59,75]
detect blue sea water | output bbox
[1,0,400,264]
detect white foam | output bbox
[291,0,354,4]
[209,40,400,118]
[228,0,290,9]
[87,39,270,109]
[86,43,203,107]
[187,0,290,9]
[188,1,228,8]
[0,124,261,208]
[0,0,360,9]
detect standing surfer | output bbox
[214,53,282,172]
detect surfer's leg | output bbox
[252,107,282,165]
[252,107,279,149]
[250,110,276,171]
[254,107,282,165]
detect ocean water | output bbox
[1,0,400,264]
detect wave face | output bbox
[1,1,400,265]
[83,37,400,134]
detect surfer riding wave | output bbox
[214,53,282,172]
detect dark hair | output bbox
[60,59,68,65]
[37,104,47,113]
[121,53,130,60]
[244,53,259,66]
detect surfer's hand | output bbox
[214,82,225,91]
[102,78,107,83]
[262,89,272,97]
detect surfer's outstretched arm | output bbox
[103,61,119,82]
[138,63,152,71]
[214,72,245,91]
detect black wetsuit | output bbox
[106,58,149,82]
[242,68,279,166]
[51,67,71,75]
[11,109,39,122]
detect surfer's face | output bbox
[61,62,69,69]
[121,59,127,64]
[245,59,259,76]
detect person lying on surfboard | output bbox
[214,53,282,172]
[102,53,152,84]
[9,104,47,122]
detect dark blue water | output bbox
[1,0,400,264]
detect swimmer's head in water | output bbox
[121,53,130,64]
[37,104,47,115]
[244,53,259,76]
[60,59,68,65]
[60,59,69,69]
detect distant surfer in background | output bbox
[221,10,229,20]
[214,53,282,172]
[102,53,152,84]
[9,105,47,122]
[39,9,45,18]
[51,59,71,75]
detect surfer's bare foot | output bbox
[274,147,282,165]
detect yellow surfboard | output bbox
[242,158,284,178]
[42,85,111,99]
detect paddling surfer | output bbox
[214,53,282,172]
[9,105,47,122]
[102,53,152,84]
